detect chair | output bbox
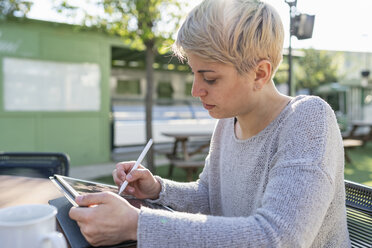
[0,152,70,178]
[345,180,372,247]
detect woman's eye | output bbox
[204,78,216,84]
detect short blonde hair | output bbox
[173,0,284,76]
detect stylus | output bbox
[118,139,153,195]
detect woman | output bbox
[69,0,350,247]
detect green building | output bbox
[0,18,198,167]
[0,18,116,166]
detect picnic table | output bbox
[343,139,363,164]
[343,120,372,145]
[162,131,212,181]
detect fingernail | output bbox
[127,174,132,180]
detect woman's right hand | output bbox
[113,161,161,200]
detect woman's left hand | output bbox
[69,191,140,247]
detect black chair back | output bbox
[345,180,372,214]
[0,152,70,178]
[345,180,372,247]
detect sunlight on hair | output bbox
[174,0,284,78]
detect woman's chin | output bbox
[208,111,224,119]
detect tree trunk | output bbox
[145,43,155,173]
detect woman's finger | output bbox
[116,161,136,174]
[113,161,136,185]
[124,185,135,195]
[126,168,149,182]
[112,169,122,186]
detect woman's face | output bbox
[188,53,257,119]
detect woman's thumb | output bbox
[75,192,113,207]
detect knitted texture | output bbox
[138,95,350,247]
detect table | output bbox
[162,131,212,181]
[0,175,136,248]
[0,176,69,245]
[0,175,63,208]
[343,139,363,164]
[343,120,372,145]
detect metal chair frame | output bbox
[345,180,372,248]
[0,152,70,178]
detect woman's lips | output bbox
[203,103,215,110]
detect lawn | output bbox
[344,142,372,186]
[94,144,372,187]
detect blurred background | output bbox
[1,0,372,185]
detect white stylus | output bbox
[118,139,153,195]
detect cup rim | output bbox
[0,204,57,227]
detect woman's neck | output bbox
[235,92,292,140]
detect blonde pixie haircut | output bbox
[173,0,284,76]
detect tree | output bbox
[295,48,341,93]
[0,0,32,18]
[54,0,186,172]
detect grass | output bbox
[344,142,372,186]
[94,144,372,187]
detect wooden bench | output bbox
[170,158,205,181]
[343,121,372,146]
[160,132,211,180]
[345,180,372,247]
[343,139,363,163]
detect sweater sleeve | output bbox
[148,156,211,214]
[138,166,334,247]
[137,97,344,247]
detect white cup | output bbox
[0,204,67,248]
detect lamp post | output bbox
[284,0,315,96]
[361,70,370,88]
[361,34,370,88]
[285,0,297,96]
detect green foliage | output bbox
[53,0,186,53]
[295,48,341,92]
[273,63,288,85]
[0,0,33,18]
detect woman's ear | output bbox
[254,60,272,90]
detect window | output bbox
[116,80,141,95]
[185,82,193,96]
[157,82,173,99]
[3,57,101,111]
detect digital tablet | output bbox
[50,174,173,211]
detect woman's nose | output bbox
[191,79,207,98]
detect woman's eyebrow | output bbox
[197,69,216,73]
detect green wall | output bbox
[0,19,114,166]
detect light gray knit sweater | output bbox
[137,95,350,247]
